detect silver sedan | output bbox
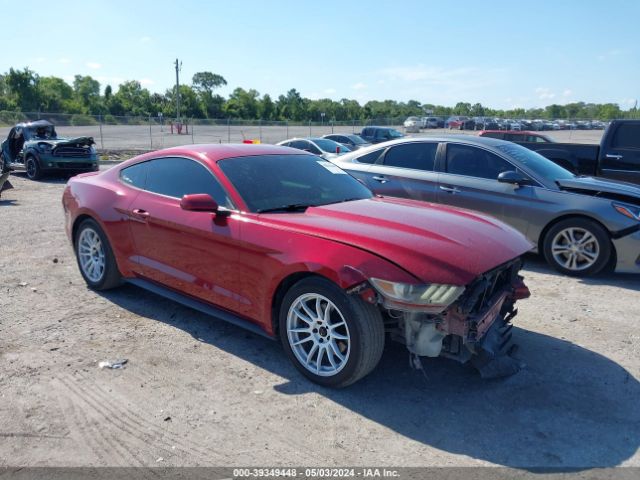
[334,135,640,276]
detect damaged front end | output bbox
[357,258,531,378]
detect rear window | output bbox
[612,124,640,149]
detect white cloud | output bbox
[324,88,336,94]
[140,78,155,86]
[86,62,102,70]
[34,57,46,64]
[351,82,367,90]
[562,89,573,98]
[58,57,72,64]
[535,87,556,100]
[140,36,152,43]
[597,49,624,62]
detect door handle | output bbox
[131,208,150,221]
[439,185,461,194]
[605,154,623,160]
[372,176,388,183]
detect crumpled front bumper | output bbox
[613,229,640,273]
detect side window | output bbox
[446,144,515,180]
[355,149,384,164]
[362,128,370,137]
[120,161,148,188]
[280,141,291,147]
[383,143,437,171]
[289,140,307,150]
[612,124,640,149]
[375,130,388,139]
[146,157,232,207]
[307,143,322,155]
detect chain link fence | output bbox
[0,110,626,152]
[0,111,408,152]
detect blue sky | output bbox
[4,0,639,109]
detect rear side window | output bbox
[612,124,640,149]
[355,149,384,164]
[383,143,437,171]
[446,144,514,180]
[146,157,232,207]
[120,162,148,188]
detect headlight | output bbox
[613,203,640,221]
[369,278,465,313]
[37,143,52,153]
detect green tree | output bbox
[38,76,74,113]
[73,75,101,113]
[112,80,151,116]
[5,67,40,111]
[192,71,227,118]
[259,93,275,120]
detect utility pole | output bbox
[174,58,182,121]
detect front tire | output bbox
[279,277,385,388]
[74,218,122,290]
[542,218,611,276]
[25,155,42,180]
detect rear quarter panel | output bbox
[64,174,140,277]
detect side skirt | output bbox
[126,278,274,340]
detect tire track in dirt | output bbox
[59,373,227,465]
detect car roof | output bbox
[123,143,304,166]
[16,120,55,129]
[338,135,509,160]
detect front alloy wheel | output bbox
[287,293,351,377]
[543,218,611,276]
[280,277,385,388]
[26,156,42,180]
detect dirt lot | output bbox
[1,170,639,470]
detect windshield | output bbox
[26,125,56,140]
[347,135,368,145]
[388,129,404,138]
[312,138,351,153]
[495,143,575,180]
[218,154,372,213]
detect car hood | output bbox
[27,136,95,148]
[556,177,640,206]
[258,197,533,285]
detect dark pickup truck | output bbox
[515,120,640,185]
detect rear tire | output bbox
[279,277,385,388]
[542,218,611,277]
[74,218,122,290]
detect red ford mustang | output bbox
[63,144,532,387]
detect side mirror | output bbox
[180,193,219,212]
[497,170,530,186]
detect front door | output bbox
[125,157,249,314]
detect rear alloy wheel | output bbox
[543,218,611,276]
[279,277,385,388]
[25,155,42,180]
[74,218,122,290]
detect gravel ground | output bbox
[1,170,639,470]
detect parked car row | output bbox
[402,116,610,132]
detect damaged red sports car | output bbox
[62,144,532,387]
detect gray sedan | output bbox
[334,136,640,276]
